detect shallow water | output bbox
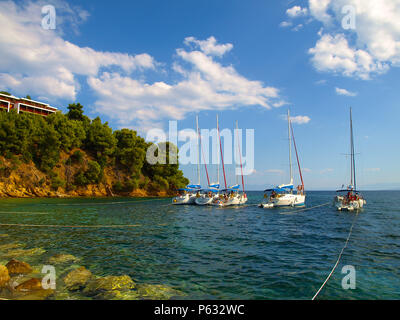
[0,191,399,299]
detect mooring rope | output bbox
[311,211,359,300]
[49,198,167,206]
[278,202,331,215]
[0,223,142,228]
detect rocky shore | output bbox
[0,241,184,300]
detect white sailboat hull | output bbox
[195,195,218,205]
[259,194,305,208]
[172,194,197,205]
[211,194,248,207]
[334,196,366,211]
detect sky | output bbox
[0,0,399,190]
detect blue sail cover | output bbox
[186,184,201,189]
[222,185,241,192]
[264,184,293,193]
[209,184,220,189]
[201,188,219,193]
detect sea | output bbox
[0,191,399,300]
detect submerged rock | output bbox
[83,275,136,297]
[13,288,54,300]
[63,267,92,291]
[0,265,10,288]
[95,289,140,300]
[0,243,23,251]
[3,247,45,259]
[6,259,33,275]
[136,284,185,300]
[15,278,43,291]
[48,254,79,265]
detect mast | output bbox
[290,121,304,192]
[217,115,227,189]
[288,110,293,187]
[198,117,210,186]
[196,115,201,186]
[236,120,245,193]
[350,107,356,191]
[216,115,220,186]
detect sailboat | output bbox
[172,116,202,205]
[211,120,248,207]
[259,110,305,208]
[334,107,366,211]
[195,115,221,205]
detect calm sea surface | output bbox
[0,191,399,299]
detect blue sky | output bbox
[0,0,399,190]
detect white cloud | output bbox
[305,0,400,79]
[266,169,285,175]
[88,38,284,130]
[335,87,358,96]
[279,21,293,28]
[0,0,155,101]
[308,33,388,80]
[292,24,304,32]
[280,114,311,124]
[184,36,233,57]
[287,6,308,18]
[320,168,334,174]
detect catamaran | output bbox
[334,108,366,211]
[211,120,247,207]
[172,116,202,205]
[259,110,305,208]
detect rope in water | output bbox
[0,223,142,228]
[311,211,359,300]
[278,202,331,214]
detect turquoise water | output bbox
[0,191,399,299]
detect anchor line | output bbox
[311,211,359,300]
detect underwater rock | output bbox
[136,284,185,300]
[15,278,43,291]
[3,247,45,259]
[63,267,93,291]
[83,275,136,296]
[48,254,79,265]
[6,259,33,275]
[13,288,54,300]
[0,265,10,288]
[0,243,23,251]
[94,289,140,300]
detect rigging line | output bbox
[198,121,210,186]
[311,210,359,300]
[290,121,304,190]
[235,121,245,194]
[217,115,227,189]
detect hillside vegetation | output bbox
[0,102,188,198]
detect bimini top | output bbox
[201,188,219,193]
[186,184,202,189]
[264,184,294,193]
[222,184,241,192]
